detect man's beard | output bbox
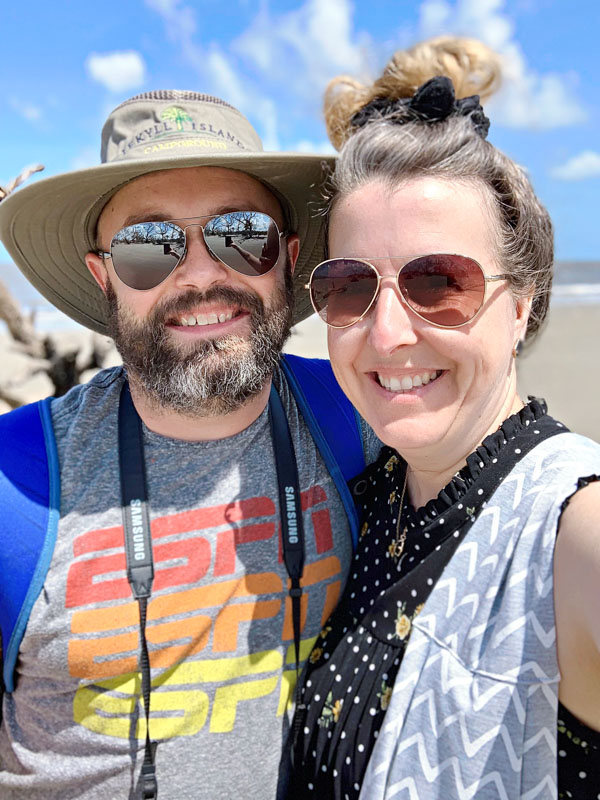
[105,268,294,417]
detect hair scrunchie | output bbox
[351,75,490,139]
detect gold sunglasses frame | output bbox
[305,255,510,329]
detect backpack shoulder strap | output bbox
[0,398,60,694]
[281,354,364,547]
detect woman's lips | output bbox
[375,369,443,393]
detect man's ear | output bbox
[85,253,109,295]
[286,234,300,275]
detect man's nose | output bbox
[171,225,230,288]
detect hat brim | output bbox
[0,151,335,333]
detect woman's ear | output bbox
[514,294,533,343]
[85,253,109,295]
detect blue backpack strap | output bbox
[281,354,364,547]
[0,398,60,694]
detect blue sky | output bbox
[1,0,599,270]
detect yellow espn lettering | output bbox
[72,642,318,740]
[74,672,210,739]
[157,648,283,686]
[140,689,210,738]
[210,677,279,733]
[73,674,139,737]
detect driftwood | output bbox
[0,279,117,409]
[0,165,119,410]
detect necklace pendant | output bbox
[391,525,408,560]
[391,539,405,560]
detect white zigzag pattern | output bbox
[427,569,554,653]
[497,470,525,510]
[529,446,575,482]
[384,729,556,799]
[452,539,480,580]
[521,775,557,800]
[434,575,480,621]
[425,655,557,706]
[491,611,556,650]
[508,562,553,597]
[523,726,556,754]
[365,437,600,800]
[527,680,558,707]
[407,687,525,770]
[386,733,513,800]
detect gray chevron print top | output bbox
[359,427,600,800]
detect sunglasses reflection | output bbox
[224,218,281,272]
[109,212,283,289]
[309,255,501,329]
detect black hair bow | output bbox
[351,76,490,139]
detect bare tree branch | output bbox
[0,279,45,357]
[0,164,44,201]
[0,279,120,409]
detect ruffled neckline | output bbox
[395,397,557,527]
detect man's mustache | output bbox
[151,286,266,324]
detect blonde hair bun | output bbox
[324,36,502,150]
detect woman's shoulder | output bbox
[513,429,600,482]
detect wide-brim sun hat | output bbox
[0,90,335,333]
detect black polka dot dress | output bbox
[285,399,600,800]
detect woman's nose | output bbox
[367,278,419,355]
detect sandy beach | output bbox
[285,302,600,442]
[1,302,598,441]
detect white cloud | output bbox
[418,0,587,129]
[144,0,203,71]
[144,1,252,104]
[9,98,43,123]
[256,98,281,152]
[143,0,283,147]
[233,0,372,100]
[21,104,42,122]
[551,151,600,181]
[205,47,247,111]
[85,51,146,93]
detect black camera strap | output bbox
[118,384,157,800]
[118,380,305,800]
[267,384,305,681]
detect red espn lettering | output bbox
[67,492,334,608]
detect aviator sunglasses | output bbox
[98,211,286,290]
[307,255,510,329]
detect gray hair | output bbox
[325,116,553,342]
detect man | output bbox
[0,91,378,799]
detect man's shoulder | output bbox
[50,366,125,433]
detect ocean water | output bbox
[551,261,600,306]
[1,260,599,332]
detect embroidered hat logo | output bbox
[161,105,193,131]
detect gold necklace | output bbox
[388,469,409,560]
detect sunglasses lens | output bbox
[204,212,280,277]
[111,222,185,290]
[110,212,281,290]
[310,259,379,327]
[398,255,485,326]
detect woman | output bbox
[285,37,600,799]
